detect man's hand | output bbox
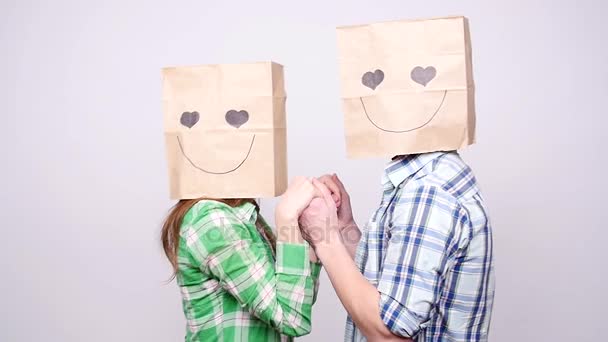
[317,174,355,230]
[316,174,361,258]
[298,179,341,248]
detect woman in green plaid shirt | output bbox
[162,177,322,341]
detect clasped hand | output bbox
[276,174,356,250]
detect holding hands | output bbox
[275,176,320,244]
[298,178,341,248]
[276,174,361,259]
[314,174,356,232]
[300,174,361,258]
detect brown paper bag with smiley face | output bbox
[162,62,287,199]
[337,16,476,158]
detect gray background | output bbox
[1,0,606,341]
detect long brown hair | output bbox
[161,198,276,279]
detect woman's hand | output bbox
[276,177,319,244]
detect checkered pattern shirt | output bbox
[345,152,495,341]
[177,200,321,341]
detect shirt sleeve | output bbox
[182,202,317,337]
[377,185,468,338]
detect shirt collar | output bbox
[233,201,258,223]
[382,152,446,188]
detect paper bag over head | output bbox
[162,62,288,200]
[336,16,476,158]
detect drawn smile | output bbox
[176,134,256,175]
[360,90,447,133]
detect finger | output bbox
[331,193,341,206]
[332,174,349,199]
[317,175,342,205]
[301,179,319,201]
[312,178,337,210]
[318,175,340,196]
[312,178,332,199]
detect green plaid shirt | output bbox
[176,200,322,341]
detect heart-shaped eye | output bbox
[410,66,437,86]
[180,111,200,128]
[362,69,384,90]
[225,110,249,128]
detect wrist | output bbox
[315,229,344,259]
[341,220,358,232]
[341,223,361,243]
[276,204,299,223]
[276,222,304,244]
[275,209,302,243]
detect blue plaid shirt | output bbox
[345,152,495,341]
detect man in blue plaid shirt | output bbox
[299,16,494,341]
[300,152,494,341]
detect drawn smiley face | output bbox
[162,61,288,199]
[359,66,447,133]
[176,109,255,174]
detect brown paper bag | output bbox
[162,62,287,199]
[336,16,476,158]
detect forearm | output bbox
[316,231,408,341]
[207,240,315,336]
[276,215,320,264]
[273,242,316,336]
[341,223,361,259]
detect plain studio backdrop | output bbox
[1,0,606,341]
